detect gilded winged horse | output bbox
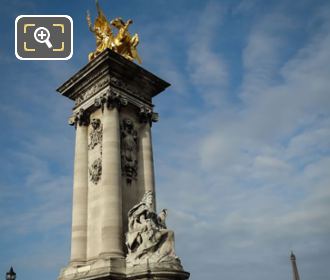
[86,0,142,64]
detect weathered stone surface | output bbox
[58,257,126,280]
[126,265,190,280]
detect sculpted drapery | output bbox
[126,191,179,266]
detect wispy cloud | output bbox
[156,2,330,279]
[1,1,330,280]
[187,1,228,106]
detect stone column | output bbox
[70,110,89,264]
[139,108,157,210]
[100,94,124,257]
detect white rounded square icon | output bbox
[15,15,73,60]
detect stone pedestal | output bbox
[56,49,189,280]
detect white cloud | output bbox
[1,1,330,280]
[187,2,228,105]
[155,4,330,279]
[0,150,72,235]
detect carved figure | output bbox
[126,191,179,266]
[121,119,138,184]
[86,0,141,63]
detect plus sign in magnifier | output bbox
[34,26,53,48]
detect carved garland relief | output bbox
[88,118,103,150]
[88,118,103,185]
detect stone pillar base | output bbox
[126,265,190,280]
[58,257,126,280]
[58,260,189,280]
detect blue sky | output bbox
[1,0,330,279]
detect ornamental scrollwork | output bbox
[121,118,138,184]
[139,106,159,124]
[88,118,103,150]
[68,108,89,127]
[94,88,128,110]
[89,158,102,185]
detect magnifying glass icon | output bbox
[34,27,53,48]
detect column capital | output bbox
[69,109,90,127]
[94,88,128,111]
[139,106,159,125]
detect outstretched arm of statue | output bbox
[86,10,94,32]
[96,0,102,16]
[157,209,168,229]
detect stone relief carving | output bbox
[74,72,149,108]
[126,191,181,268]
[89,158,102,185]
[121,118,138,184]
[88,118,103,150]
[75,74,110,106]
[82,68,109,89]
[110,76,142,100]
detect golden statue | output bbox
[86,0,142,64]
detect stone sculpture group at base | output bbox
[126,191,180,268]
